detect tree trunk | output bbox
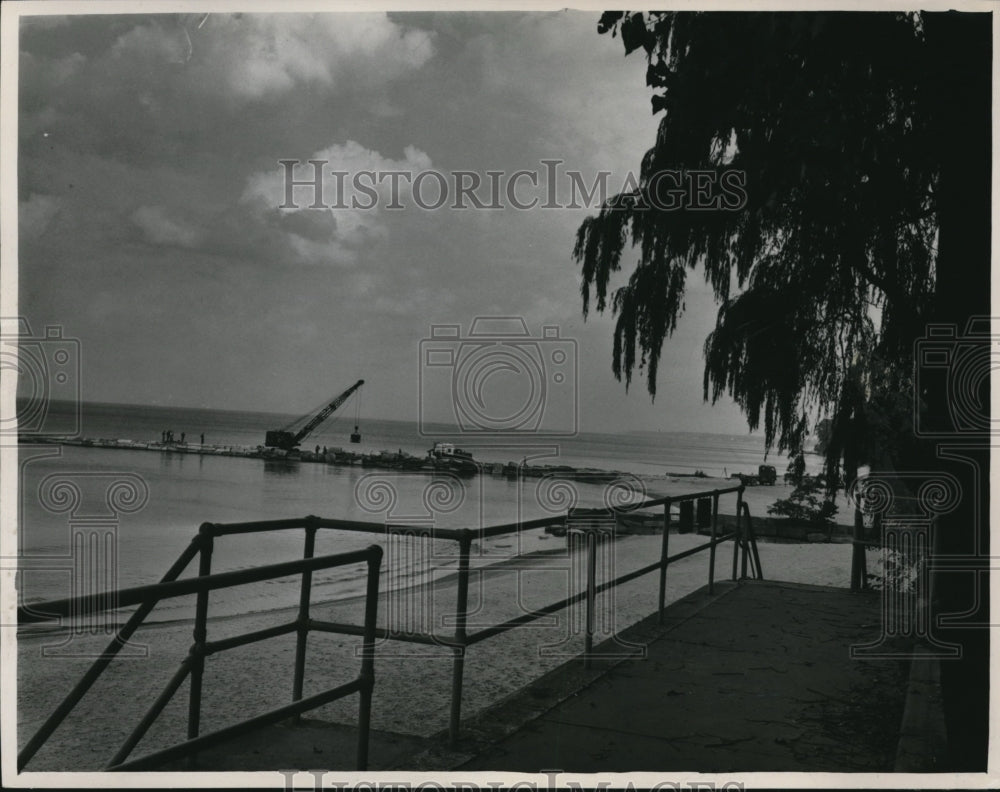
[921,10,991,771]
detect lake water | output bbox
[17,400,805,623]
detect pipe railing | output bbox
[19,484,762,764]
[197,484,761,745]
[17,538,383,772]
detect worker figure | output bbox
[181,432,186,444]
[200,433,205,445]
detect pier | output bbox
[19,434,636,483]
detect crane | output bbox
[264,379,364,451]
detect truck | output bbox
[732,464,778,486]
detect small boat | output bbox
[427,442,478,477]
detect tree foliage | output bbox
[813,418,832,456]
[785,452,806,487]
[574,11,958,482]
[767,474,838,527]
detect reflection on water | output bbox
[263,459,300,476]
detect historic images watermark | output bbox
[911,318,997,638]
[276,158,748,212]
[419,317,578,438]
[3,317,149,655]
[848,471,963,659]
[15,469,151,657]
[277,773,746,792]
[912,318,998,438]
[352,458,650,660]
[356,301,651,661]
[847,316,999,658]
[0,317,81,444]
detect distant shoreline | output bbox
[16,397,796,444]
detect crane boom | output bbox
[264,379,364,450]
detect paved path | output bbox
[148,580,914,773]
[451,580,909,773]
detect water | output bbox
[33,399,780,476]
[17,400,798,623]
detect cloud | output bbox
[18,13,438,170]
[241,140,432,264]
[21,50,87,88]
[19,16,71,31]
[111,22,189,64]
[108,13,435,101]
[19,193,61,239]
[470,11,655,170]
[285,232,358,268]
[15,12,754,432]
[242,140,432,210]
[131,205,202,248]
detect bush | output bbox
[866,547,921,593]
[767,474,838,526]
[784,453,806,486]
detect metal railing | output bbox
[17,531,382,772]
[19,483,762,766]
[204,484,761,746]
[460,485,763,742]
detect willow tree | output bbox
[575,10,990,769]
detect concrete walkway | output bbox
[156,580,928,773]
[445,580,913,773]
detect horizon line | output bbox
[17,396,776,441]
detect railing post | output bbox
[356,544,382,771]
[743,502,764,579]
[584,530,597,668]
[292,524,318,716]
[658,498,672,624]
[708,492,719,594]
[732,487,743,581]
[17,537,202,772]
[449,530,472,748]
[187,523,214,762]
[740,491,749,580]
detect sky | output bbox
[15,9,756,436]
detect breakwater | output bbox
[19,435,632,484]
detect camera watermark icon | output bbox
[533,472,648,661]
[913,318,999,438]
[15,470,150,657]
[351,464,650,661]
[847,472,961,659]
[419,317,578,437]
[0,317,81,444]
[354,472,474,656]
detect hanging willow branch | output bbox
[575,10,938,476]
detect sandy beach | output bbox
[17,476,859,771]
